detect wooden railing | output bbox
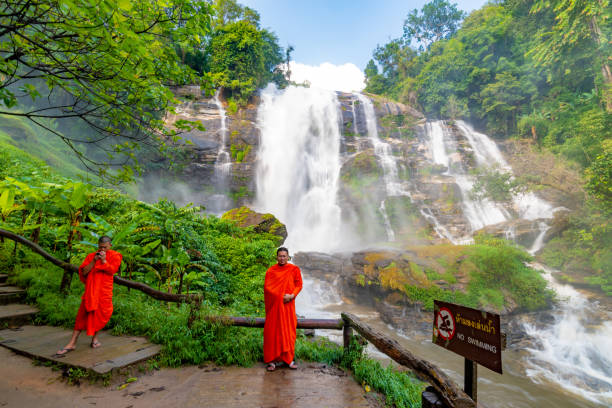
[0,228,201,303]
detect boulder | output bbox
[475,219,542,248]
[222,207,287,244]
[544,209,571,243]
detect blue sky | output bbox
[241,0,490,69]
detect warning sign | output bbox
[434,307,455,340]
[433,300,503,374]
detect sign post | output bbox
[432,300,503,403]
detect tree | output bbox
[528,0,612,111]
[0,0,212,181]
[403,0,466,51]
[213,0,260,28]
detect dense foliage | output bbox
[0,0,288,179]
[365,0,611,294]
[0,0,212,181]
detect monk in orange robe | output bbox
[264,247,302,371]
[56,236,122,355]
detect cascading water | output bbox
[455,121,555,221]
[213,89,231,179]
[357,93,412,242]
[424,120,610,405]
[426,121,509,234]
[255,84,343,252]
[355,96,456,243]
[524,263,612,406]
[350,98,359,135]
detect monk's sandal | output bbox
[266,363,276,371]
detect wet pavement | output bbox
[0,347,382,408]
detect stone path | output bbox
[0,325,161,374]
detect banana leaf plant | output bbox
[76,213,161,284]
[43,181,91,292]
[0,185,25,244]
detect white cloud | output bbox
[288,62,365,93]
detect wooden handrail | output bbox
[0,228,200,303]
[204,315,343,329]
[342,312,475,408]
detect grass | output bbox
[0,115,94,182]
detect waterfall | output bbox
[213,89,231,179]
[350,98,359,135]
[357,94,404,196]
[524,263,612,406]
[455,121,555,221]
[528,222,550,255]
[255,84,342,252]
[426,121,509,233]
[356,93,404,241]
[379,200,395,241]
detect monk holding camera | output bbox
[56,236,122,355]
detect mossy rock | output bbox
[222,206,287,244]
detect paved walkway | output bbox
[0,347,382,408]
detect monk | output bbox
[263,247,302,371]
[56,236,122,355]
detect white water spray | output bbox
[524,263,612,406]
[255,85,343,252]
[213,89,231,178]
[455,121,555,221]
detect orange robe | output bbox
[74,250,122,336]
[263,263,303,364]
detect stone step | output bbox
[0,325,161,375]
[0,303,38,326]
[0,274,7,284]
[0,287,25,305]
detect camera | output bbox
[95,252,101,256]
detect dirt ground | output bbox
[0,347,383,408]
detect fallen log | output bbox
[341,312,475,408]
[204,315,343,330]
[0,228,200,303]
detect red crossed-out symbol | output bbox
[436,307,456,340]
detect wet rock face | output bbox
[160,90,260,208]
[475,219,543,248]
[222,206,287,244]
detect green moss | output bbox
[226,98,238,115]
[230,144,252,162]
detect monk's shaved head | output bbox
[277,247,289,255]
[98,236,112,244]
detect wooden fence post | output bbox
[343,321,352,350]
[464,359,477,403]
